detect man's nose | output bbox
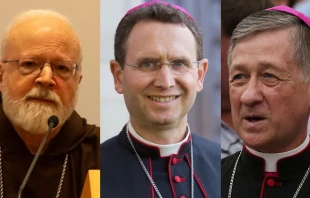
[34,64,56,88]
[240,78,263,106]
[153,64,176,89]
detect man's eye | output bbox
[261,73,279,84]
[229,74,247,84]
[232,74,245,80]
[139,61,157,68]
[262,73,276,79]
[171,60,187,67]
[55,65,70,72]
[21,61,38,68]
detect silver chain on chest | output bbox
[126,126,194,198]
[0,146,68,198]
[228,150,310,198]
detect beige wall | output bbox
[0,0,100,126]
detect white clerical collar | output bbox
[127,121,190,157]
[246,135,310,172]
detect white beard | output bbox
[2,85,77,134]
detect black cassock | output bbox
[222,144,310,198]
[101,125,220,198]
[0,103,100,198]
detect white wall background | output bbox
[100,0,143,143]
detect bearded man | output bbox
[0,10,99,197]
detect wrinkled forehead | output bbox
[3,17,81,63]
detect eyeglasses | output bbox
[2,58,79,79]
[120,58,200,75]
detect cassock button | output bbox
[172,158,182,165]
[174,176,186,183]
[174,176,181,183]
[267,178,275,187]
[180,196,186,198]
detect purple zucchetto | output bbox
[267,6,310,27]
[125,0,194,20]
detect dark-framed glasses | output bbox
[2,58,79,79]
[121,58,200,75]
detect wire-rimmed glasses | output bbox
[120,58,200,75]
[2,58,79,79]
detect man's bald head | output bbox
[1,9,82,66]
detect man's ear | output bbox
[197,58,208,92]
[110,60,123,94]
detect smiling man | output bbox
[0,10,99,197]
[221,6,310,198]
[101,2,220,198]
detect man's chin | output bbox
[10,119,50,135]
[148,116,178,126]
[2,88,76,135]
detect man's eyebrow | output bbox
[229,63,246,72]
[230,61,285,72]
[132,55,193,63]
[257,61,284,72]
[133,57,161,63]
[169,55,191,60]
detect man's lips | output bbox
[148,95,179,102]
[243,114,267,122]
[26,97,56,104]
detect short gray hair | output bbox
[228,10,310,82]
